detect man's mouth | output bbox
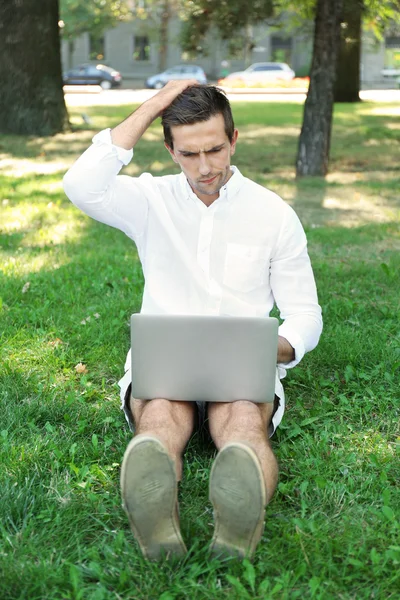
[199,174,218,184]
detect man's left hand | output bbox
[277,336,295,364]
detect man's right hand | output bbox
[111,79,199,151]
[148,79,200,116]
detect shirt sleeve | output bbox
[63,128,149,243]
[271,204,323,369]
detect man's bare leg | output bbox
[120,398,196,559]
[207,400,279,557]
[132,397,196,480]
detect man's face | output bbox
[165,114,238,205]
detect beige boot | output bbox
[120,435,187,560]
[209,442,266,559]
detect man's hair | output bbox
[161,85,235,149]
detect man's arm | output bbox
[63,80,198,240]
[272,205,323,369]
[111,79,198,150]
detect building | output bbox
[60,14,399,88]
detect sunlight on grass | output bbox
[359,106,400,117]
[326,170,400,184]
[149,160,171,172]
[1,202,83,241]
[239,125,300,139]
[141,130,164,142]
[350,430,398,461]
[321,191,396,225]
[2,252,70,278]
[0,157,72,177]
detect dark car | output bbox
[63,64,122,89]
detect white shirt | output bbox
[63,128,322,372]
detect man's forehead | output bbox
[170,114,227,146]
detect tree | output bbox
[334,0,364,102]
[135,0,175,72]
[59,0,130,68]
[0,0,69,136]
[296,0,343,176]
[179,0,274,61]
[334,0,400,102]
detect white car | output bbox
[222,62,295,84]
[146,65,207,89]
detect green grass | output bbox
[0,99,399,599]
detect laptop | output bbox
[130,314,279,403]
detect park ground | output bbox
[0,97,399,599]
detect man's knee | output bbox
[209,400,272,445]
[134,397,195,431]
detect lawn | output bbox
[0,98,399,600]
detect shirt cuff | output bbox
[92,128,133,166]
[277,324,305,369]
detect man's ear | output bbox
[164,142,179,164]
[230,129,239,156]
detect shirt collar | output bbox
[179,166,244,204]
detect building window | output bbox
[133,35,150,61]
[271,36,292,65]
[89,34,105,61]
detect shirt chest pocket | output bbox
[223,243,270,293]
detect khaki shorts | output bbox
[118,351,286,439]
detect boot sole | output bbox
[209,442,266,559]
[120,436,187,560]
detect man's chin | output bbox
[195,177,224,196]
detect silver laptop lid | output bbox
[131,314,279,403]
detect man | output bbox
[63,81,322,560]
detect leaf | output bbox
[309,576,321,595]
[380,262,390,276]
[370,547,381,564]
[158,593,175,600]
[348,558,364,567]
[69,564,81,592]
[344,364,355,383]
[285,425,303,439]
[226,575,251,598]
[74,363,88,374]
[300,416,321,427]
[382,506,395,521]
[242,559,256,592]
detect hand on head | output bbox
[153,79,200,114]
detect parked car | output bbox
[146,65,207,89]
[63,64,122,89]
[220,62,295,85]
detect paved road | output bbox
[64,86,400,108]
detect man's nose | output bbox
[198,153,211,176]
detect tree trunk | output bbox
[243,24,254,68]
[296,0,343,177]
[0,0,69,135]
[158,1,171,72]
[334,0,363,102]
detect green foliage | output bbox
[180,0,274,57]
[59,0,131,41]
[180,0,400,59]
